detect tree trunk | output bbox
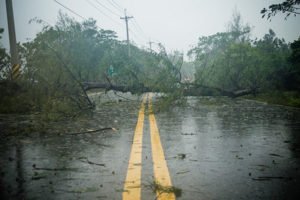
[83,82,257,98]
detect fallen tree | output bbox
[83,82,151,93]
[181,83,258,98]
[82,81,258,98]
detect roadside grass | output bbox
[244,91,300,108]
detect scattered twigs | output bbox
[252,176,293,181]
[176,170,190,175]
[32,164,77,171]
[78,157,106,167]
[68,127,116,135]
[269,153,282,157]
[181,133,196,136]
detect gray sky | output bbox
[1,0,300,54]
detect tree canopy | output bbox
[188,12,296,96]
[261,0,300,19]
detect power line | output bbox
[131,19,148,40]
[129,29,147,44]
[53,0,86,20]
[131,18,159,46]
[110,0,124,12]
[93,0,121,18]
[105,0,123,13]
[90,1,147,44]
[108,2,149,41]
[100,0,151,46]
[88,0,146,42]
[85,0,123,26]
[132,19,144,34]
[53,0,149,48]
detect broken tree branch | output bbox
[68,127,116,135]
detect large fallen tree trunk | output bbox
[83,82,152,93]
[83,82,258,98]
[182,83,258,98]
[231,88,257,98]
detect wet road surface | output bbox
[1,92,300,199]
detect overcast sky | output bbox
[1,0,300,54]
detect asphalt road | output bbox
[1,92,300,200]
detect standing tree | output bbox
[261,0,300,19]
[286,38,300,90]
[0,28,10,80]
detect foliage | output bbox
[154,90,186,113]
[261,0,300,19]
[1,13,187,116]
[1,14,120,116]
[148,180,182,197]
[188,12,294,96]
[246,91,300,107]
[253,29,291,90]
[287,37,300,90]
[2,9,299,116]
[0,28,10,80]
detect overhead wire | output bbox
[85,0,123,27]
[109,0,124,12]
[132,19,145,34]
[131,19,149,40]
[52,0,121,38]
[129,29,147,44]
[93,0,121,18]
[105,0,123,13]
[53,0,87,20]
[100,0,152,45]
[53,0,154,48]
[112,2,150,42]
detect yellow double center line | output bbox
[122,95,146,200]
[123,93,175,200]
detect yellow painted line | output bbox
[148,93,176,200]
[123,95,147,200]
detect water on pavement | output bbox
[0,93,300,199]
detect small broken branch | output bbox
[32,164,77,171]
[68,127,116,135]
[78,157,106,167]
[83,82,152,93]
[252,176,293,181]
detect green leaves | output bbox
[261,0,300,20]
[189,13,292,94]
[0,28,10,80]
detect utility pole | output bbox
[120,9,133,57]
[148,41,154,52]
[6,0,20,80]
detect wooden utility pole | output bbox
[6,0,20,80]
[148,41,154,52]
[120,9,133,57]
